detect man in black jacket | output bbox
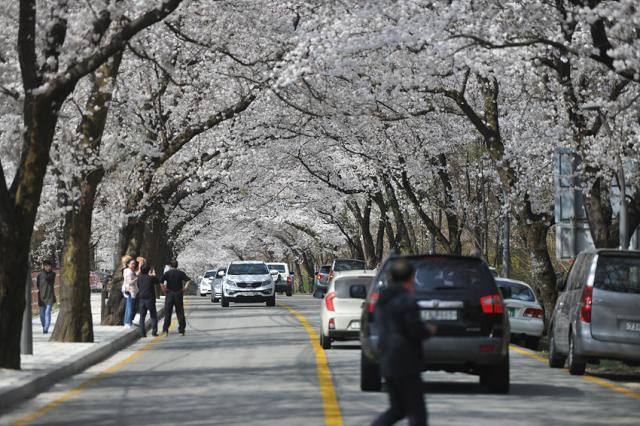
[137,263,159,337]
[372,259,436,426]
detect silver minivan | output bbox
[549,250,640,375]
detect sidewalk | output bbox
[0,294,165,413]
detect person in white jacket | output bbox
[122,258,138,328]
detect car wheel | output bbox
[484,354,510,394]
[525,336,540,351]
[286,287,293,297]
[266,295,276,307]
[221,295,229,308]
[548,332,566,368]
[360,351,382,392]
[320,332,331,350]
[568,332,586,375]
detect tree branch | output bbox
[50,0,185,97]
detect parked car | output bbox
[211,266,226,303]
[360,254,510,393]
[320,270,376,349]
[496,278,544,349]
[319,259,367,296]
[267,262,294,296]
[549,249,640,375]
[220,261,275,307]
[314,265,331,295]
[89,272,105,293]
[199,269,217,297]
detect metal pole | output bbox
[619,158,628,250]
[502,213,511,278]
[21,259,33,355]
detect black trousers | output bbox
[138,298,158,336]
[371,375,427,426]
[163,292,186,333]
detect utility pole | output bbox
[502,201,511,278]
[619,157,628,250]
[21,259,33,355]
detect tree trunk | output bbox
[0,95,62,369]
[520,219,557,324]
[102,220,145,325]
[584,177,616,248]
[381,174,412,253]
[50,170,105,342]
[51,53,123,342]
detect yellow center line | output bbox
[279,302,344,426]
[13,300,189,426]
[509,344,640,401]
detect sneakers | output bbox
[163,331,169,337]
[152,332,159,337]
[179,331,185,336]
[124,324,131,329]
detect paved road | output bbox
[1,295,638,426]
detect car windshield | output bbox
[496,280,535,302]
[594,255,640,294]
[334,260,366,272]
[268,264,286,273]
[227,263,269,275]
[335,277,373,298]
[319,265,330,274]
[203,271,216,278]
[405,257,494,291]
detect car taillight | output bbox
[480,294,504,314]
[580,284,593,323]
[316,274,321,280]
[328,318,335,329]
[325,291,336,312]
[523,308,543,319]
[367,291,380,313]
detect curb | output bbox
[0,305,165,414]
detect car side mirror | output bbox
[350,284,367,299]
[499,286,512,300]
[270,270,279,275]
[217,271,225,277]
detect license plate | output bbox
[507,307,516,318]
[421,309,457,321]
[625,321,640,332]
[350,321,360,330]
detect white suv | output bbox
[221,261,275,307]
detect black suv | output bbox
[360,254,510,393]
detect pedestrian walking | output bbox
[372,259,437,426]
[136,263,159,337]
[36,260,56,334]
[122,257,138,329]
[161,259,191,336]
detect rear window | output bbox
[319,265,330,274]
[335,277,373,298]
[228,263,269,275]
[268,264,286,273]
[203,271,216,278]
[594,256,640,294]
[334,260,366,272]
[379,257,494,292]
[496,280,535,302]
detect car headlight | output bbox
[226,280,236,287]
[262,279,272,286]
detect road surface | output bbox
[2,295,638,426]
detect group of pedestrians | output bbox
[120,257,191,337]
